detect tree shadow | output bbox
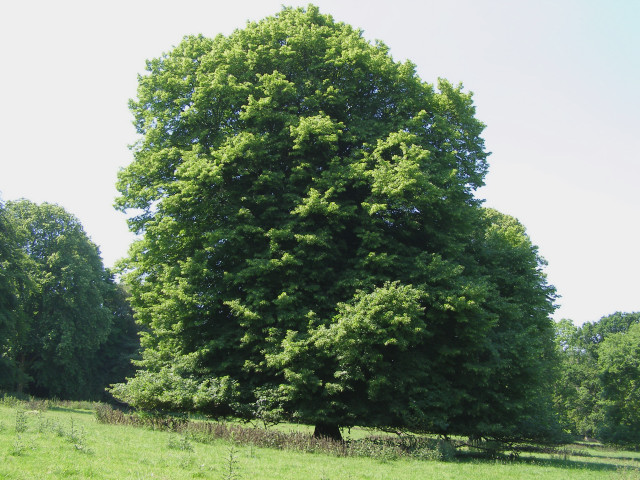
[48,406,95,416]
[456,451,639,473]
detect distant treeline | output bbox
[554,311,640,446]
[0,199,139,400]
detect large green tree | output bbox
[113,5,557,441]
[5,200,114,398]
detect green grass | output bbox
[1,403,639,479]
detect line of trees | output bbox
[0,199,139,400]
[554,312,640,446]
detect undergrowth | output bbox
[95,403,458,461]
[1,392,97,411]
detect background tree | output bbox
[113,5,557,441]
[597,321,640,445]
[553,319,602,438]
[95,280,141,399]
[554,312,640,442]
[4,199,129,399]
[578,312,640,351]
[0,200,31,390]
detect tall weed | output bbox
[222,443,241,480]
[14,409,27,433]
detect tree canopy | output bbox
[113,5,557,441]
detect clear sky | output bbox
[1,0,638,325]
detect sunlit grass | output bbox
[1,403,639,479]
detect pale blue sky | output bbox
[1,0,638,325]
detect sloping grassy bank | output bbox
[1,401,639,479]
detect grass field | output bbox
[1,401,639,480]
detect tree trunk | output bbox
[313,422,342,441]
[16,353,26,394]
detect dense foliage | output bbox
[554,312,640,445]
[0,201,31,390]
[113,5,557,441]
[0,199,139,399]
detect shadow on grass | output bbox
[608,456,640,463]
[457,452,639,474]
[571,452,640,464]
[522,456,627,472]
[48,407,95,416]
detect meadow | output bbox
[1,398,639,480]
